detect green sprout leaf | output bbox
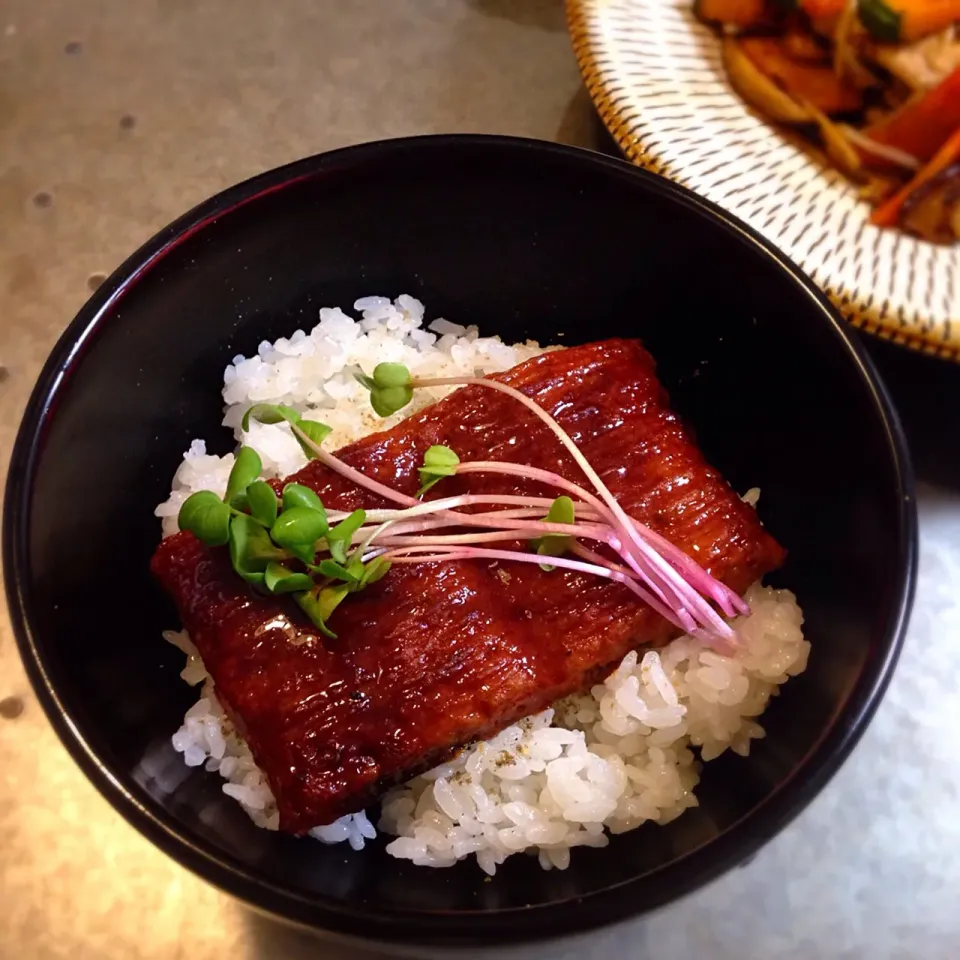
[229,514,286,586]
[270,506,329,550]
[293,420,333,460]
[178,490,231,546]
[544,494,575,526]
[315,557,362,583]
[417,445,460,496]
[325,509,367,564]
[224,446,262,509]
[532,495,576,572]
[858,0,901,43]
[370,385,413,418]
[372,363,411,388]
[241,403,301,432]
[359,555,392,587]
[263,561,314,595]
[295,584,350,638]
[242,404,331,461]
[246,480,278,527]
[285,542,318,566]
[179,436,388,623]
[275,483,327,565]
[316,554,390,590]
[318,583,350,618]
[355,363,414,417]
[282,483,326,516]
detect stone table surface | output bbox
[2,2,959,958]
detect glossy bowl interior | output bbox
[4,136,916,948]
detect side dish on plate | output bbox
[152,295,809,875]
[696,0,960,243]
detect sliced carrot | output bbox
[801,0,849,17]
[862,65,960,168]
[772,0,848,19]
[739,36,864,113]
[871,124,960,226]
[859,0,960,43]
[695,0,772,27]
[783,25,830,63]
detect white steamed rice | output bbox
[158,295,809,874]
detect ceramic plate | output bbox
[567,0,960,360]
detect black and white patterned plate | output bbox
[568,0,960,359]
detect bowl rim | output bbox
[3,133,918,947]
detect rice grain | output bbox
[161,296,809,873]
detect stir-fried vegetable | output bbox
[859,0,960,44]
[695,0,772,27]
[871,125,960,231]
[784,0,849,18]
[841,125,921,170]
[806,102,865,178]
[898,163,960,242]
[783,24,830,62]
[701,0,960,241]
[739,35,863,112]
[873,28,960,91]
[861,64,960,166]
[724,37,818,121]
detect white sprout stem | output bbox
[628,525,749,617]
[454,459,717,626]
[327,503,605,524]
[292,423,416,508]
[379,530,551,547]
[292,422,669,599]
[321,490,601,555]
[456,461,615,523]
[281,438,603,552]
[357,516,607,546]
[358,507,575,540]
[454,460,677,608]
[327,515,704,634]
[283,437,606,546]
[613,523,735,638]
[570,541,632,577]
[355,517,397,559]
[411,376,641,529]
[456,457,745,621]
[353,512,605,554]
[380,545,695,636]
[293,401,742,642]
[344,492,582,525]
[326,484,745,617]
[345,507,587,559]
[565,541,690,626]
[314,478,647,586]
[342,487,559,558]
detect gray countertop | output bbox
[2,2,959,958]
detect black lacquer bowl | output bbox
[3,136,916,949]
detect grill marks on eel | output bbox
[151,340,785,833]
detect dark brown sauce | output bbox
[152,339,785,833]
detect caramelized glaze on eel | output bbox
[151,340,785,833]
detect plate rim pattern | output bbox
[567,0,960,362]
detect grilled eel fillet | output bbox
[152,339,785,833]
